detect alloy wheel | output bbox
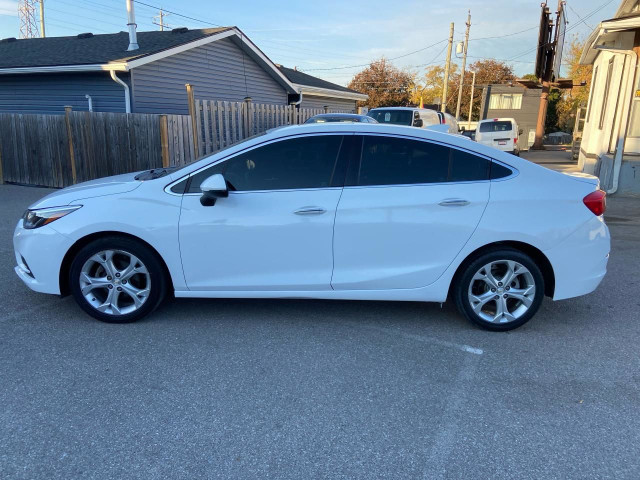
[467,260,536,324]
[79,249,151,316]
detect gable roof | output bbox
[0,28,231,69]
[277,65,367,101]
[0,27,298,94]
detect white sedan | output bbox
[13,123,610,331]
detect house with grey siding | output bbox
[0,27,365,115]
[276,65,367,112]
[479,85,543,151]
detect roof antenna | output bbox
[125,0,139,51]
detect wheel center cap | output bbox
[497,287,504,294]
[114,279,120,285]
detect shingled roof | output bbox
[0,28,231,69]
[276,65,364,96]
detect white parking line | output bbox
[347,322,484,355]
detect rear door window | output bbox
[351,136,490,186]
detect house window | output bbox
[586,66,598,123]
[599,58,615,130]
[488,93,523,110]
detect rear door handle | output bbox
[438,198,470,207]
[294,206,327,215]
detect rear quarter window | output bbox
[490,162,514,179]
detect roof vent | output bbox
[0,37,17,43]
[77,32,94,39]
[172,27,189,34]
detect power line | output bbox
[302,38,449,72]
[567,2,594,30]
[469,25,539,41]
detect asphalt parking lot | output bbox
[1,183,639,479]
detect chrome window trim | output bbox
[164,131,519,195]
[350,132,520,187]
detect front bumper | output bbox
[13,220,74,295]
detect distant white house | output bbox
[578,0,640,194]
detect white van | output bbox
[475,118,522,155]
[367,107,440,129]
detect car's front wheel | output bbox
[454,249,544,331]
[69,236,167,323]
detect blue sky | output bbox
[0,0,619,85]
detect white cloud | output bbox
[0,0,18,17]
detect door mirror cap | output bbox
[414,118,424,128]
[518,128,523,135]
[200,173,228,206]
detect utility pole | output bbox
[532,1,563,149]
[39,0,45,38]
[153,8,170,31]
[441,22,454,114]
[467,70,476,130]
[455,10,471,120]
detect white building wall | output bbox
[579,31,640,193]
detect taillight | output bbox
[583,190,606,216]
[514,138,518,144]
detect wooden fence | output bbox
[0,111,193,187]
[193,100,348,157]
[0,101,350,188]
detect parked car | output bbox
[305,113,377,124]
[476,118,522,155]
[436,111,460,134]
[367,107,440,129]
[14,123,609,331]
[460,129,476,141]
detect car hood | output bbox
[28,172,143,209]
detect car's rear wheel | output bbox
[69,236,167,323]
[454,249,544,331]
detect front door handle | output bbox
[438,198,470,207]
[294,206,327,215]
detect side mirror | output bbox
[519,128,523,135]
[200,173,228,206]
[414,118,424,128]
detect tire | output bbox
[69,236,167,323]
[454,248,544,331]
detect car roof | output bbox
[167,122,536,182]
[369,107,435,112]
[311,113,364,118]
[478,117,517,123]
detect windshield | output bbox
[479,121,513,132]
[367,109,412,126]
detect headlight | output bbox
[22,205,82,229]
